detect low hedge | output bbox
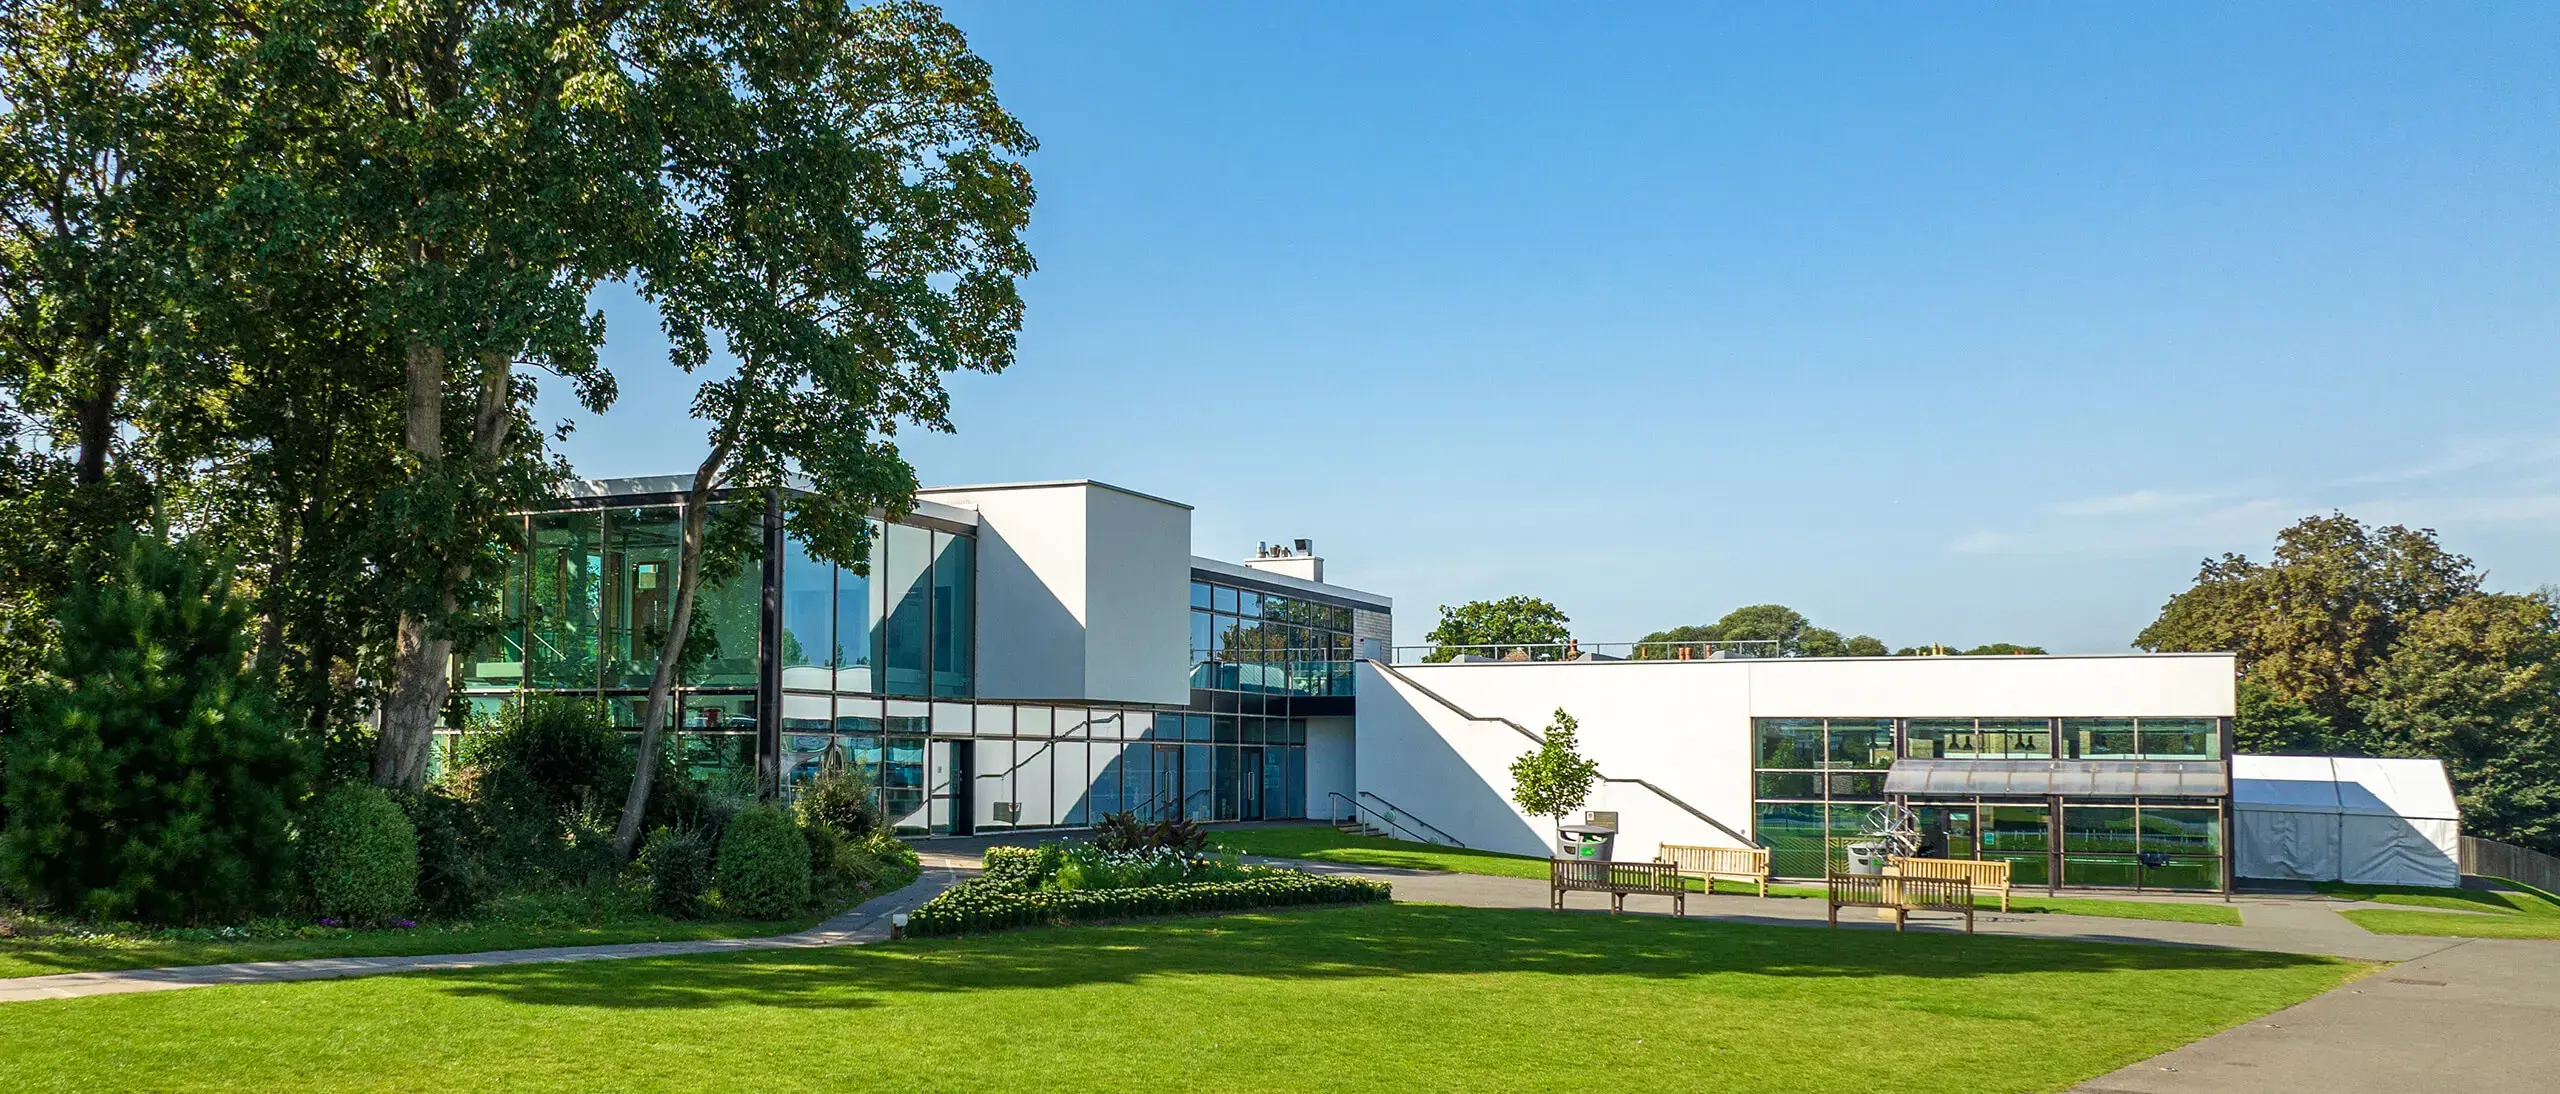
[908,851,1390,936]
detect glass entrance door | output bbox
[1240,747,1264,821]
[1148,745,1185,822]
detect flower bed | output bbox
[908,844,1391,936]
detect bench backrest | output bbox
[1658,844,1768,877]
[1826,872,1972,911]
[1552,858,1683,893]
[1890,856,2010,889]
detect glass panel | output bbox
[834,521,876,692]
[1094,709,1132,741]
[833,696,883,736]
[927,739,954,835]
[2139,806,2224,857]
[973,738,1015,830]
[687,506,764,689]
[1262,748,1288,822]
[780,693,832,786]
[1123,743,1156,821]
[931,701,972,738]
[1088,741,1125,819]
[2138,717,2218,760]
[1184,713,1212,742]
[1756,803,1830,878]
[885,698,930,736]
[884,734,926,834]
[1190,610,1215,662]
[684,693,756,732]
[1015,738,1055,827]
[880,521,931,696]
[1241,716,1265,744]
[1212,585,1238,614]
[1972,718,2052,759]
[1756,772,1820,798]
[1239,590,1262,618]
[1285,746,1306,819]
[462,526,528,689]
[780,534,832,691]
[2065,717,2137,759]
[1981,804,2050,854]
[1755,718,1824,768]
[1054,708,1091,739]
[1985,851,2049,887]
[1190,581,1212,609]
[2064,855,2141,888]
[1184,744,1213,821]
[931,532,973,697]
[1055,740,1091,826]
[1214,745,1241,821]
[2143,856,2221,890]
[2064,806,2142,854]
[1213,715,1239,744]
[1824,719,1896,769]
[1903,718,1965,760]
[528,509,603,689]
[1825,772,1887,798]
[1015,706,1051,740]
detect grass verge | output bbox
[1216,827,2243,925]
[2321,876,2560,938]
[0,903,2360,1093]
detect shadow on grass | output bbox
[418,902,2340,1012]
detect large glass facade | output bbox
[1188,578,1363,697]
[1752,716,2229,890]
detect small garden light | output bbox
[890,912,909,940]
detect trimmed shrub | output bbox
[394,787,493,918]
[909,862,1390,936]
[0,528,309,924]
[302,784,421,925]
[642,826,716,919]
[715,803,810,918]
[791,749,879,841]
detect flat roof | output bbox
[916,479,1193,511]
[559,474,980,526]
[1189,555,1392,612]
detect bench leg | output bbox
[1999,891,2008,913]
[1965,907,1975,935]
[1610,892,1624,915]
[1674,893,1685,918]
[1757,876,1767,899]
[1827,902,1838,929]
[1892,908,1906,932]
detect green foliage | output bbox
[640,827,716,920]
[1637,605,1895,658]
[791,750,880,842]
[300,785,420,926]
[0,528,307,924]
[907,844,1390,936]
[1424,596,1573,661]
[393,788,494,919]
[715,804,811,919]
[1088,811,1207,854]
[1509,709,1603,827]
[1893,642,2050,656]
[2140,513,2560,851]
[460,699,630,815]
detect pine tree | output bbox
[0,528,308,923]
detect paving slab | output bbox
[0,854,975,1006]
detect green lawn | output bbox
[0,912,825,980]
[2321,876,2560,939]
[1215,827,2243,925]
[0,903,2360,1093]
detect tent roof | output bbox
[2233,755,2460,820]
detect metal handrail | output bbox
[1328,791,1465,848]
[1357,790,1464,847]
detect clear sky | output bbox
[538,2,2560,654]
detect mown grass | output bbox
[2322,876,2560,938]
[1214,827,2243,925]
[0,903,2362,1094]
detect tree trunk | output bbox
[375,336,447,789]
[612,472,718,859]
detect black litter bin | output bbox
[1556,824,1617,861]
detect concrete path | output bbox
[0,853,976,1006]
[2070,937,2560,1094]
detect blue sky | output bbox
[539,3,2560,653]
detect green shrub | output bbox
[0,528,309,924]
[715,803,810,918]
[909,867,1389,936]
[459,698,629,813]
[641,826,716,919]
[301,784,420,925]
[791,749,880,841]
[449,699,633,887]
[394,787,492,918]
[864,830,920,877]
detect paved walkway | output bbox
[0,853,976,1006]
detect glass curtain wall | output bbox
[1189,579,1360,696]
[1751,718,1893,877]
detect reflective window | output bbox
[973,738,1015,830]
[1015,739,1056,828]
[529,510,603,689]
[1089,741,1125,818]
[2066,718,2138,759]
[881,735,924,834]
[1212,585,1238,613]
[686,507,764,688]
[1824,719,1895,769]
[880,522,931,696]
[931,532,973,697]
[1055,739,1091,826]
[2138,718,2218,760]
[1757,719,1825,768]
[1191,582,1212,609]
[1239,590,1262,618]
[781,534,832,691]
[463,527,528,690]
[834,523,875,691]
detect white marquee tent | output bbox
[2233,755,2463,887]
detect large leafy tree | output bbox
[0,528,309,923]
[605,0,1037,856]
[2140,513,2560,851]
[1636,604,1889,658]
[1424,596,1571,661]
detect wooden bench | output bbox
[1550,858,1687,917]
[1826,872,1974,933]
[1889,856,2012,912]
[1657,843,1772,897]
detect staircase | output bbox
[1335,816,1389,838]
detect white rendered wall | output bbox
[923,484,1089,701]
[1079,486,1191,705]
[918,481,1192,705]
[1354,654,2237,862]
[1304,716,1356,818]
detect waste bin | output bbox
[1556,824,1617,861]
[1844,841,1887,875]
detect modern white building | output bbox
[452,472,2465,895]
[1352,653,2241,893]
